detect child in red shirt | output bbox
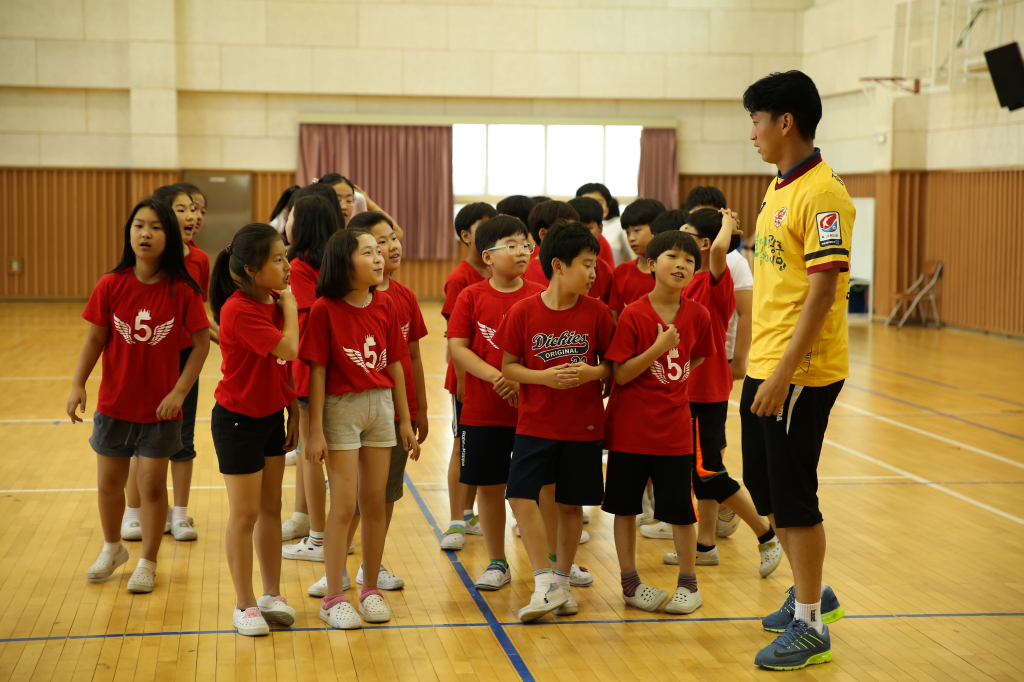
[677,208,782,578]
[602,230,715,614]
[568,196,615,270]
[448,216,545,591]
[67,199,209,596]
[524,200,613,305]
[496,222,616,623]
[608,198,666,319]
[209,223,299,636]
[301,228,419,630]
[439,203,493,549]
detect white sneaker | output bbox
[439,528,465,550]
[120,517,142,541]
[639,521,672,539]
[281,517,310,541]
[86,544,129,581]
[359,593,392,623]
[285,450,297,466]
[282,537,324,562]
[257,595,296,627]
[127,563,155,593]
[582,509,590,524]
[170,518,197,541]
[636,496,655,526]
[716,507,740,537]
[475,563,511,591]
[623,584,668,612]
[163,507,193,534]
[518,583,567,623]
[307,569,350,597]
[663,552,679,565]
[664,587,703,614]
[554,586,578,616]
[465,515,483,536]
[234,607,269,636]
[320,597,361,630]
[356,565,405,590]
[570,563,593,587]
[758,535,784,578]
[579,530,590,545]
[696,546,720,566]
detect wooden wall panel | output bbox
[842,173,877,198]
[253,172,297,224]
[678,174,774,236]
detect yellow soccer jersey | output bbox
[748,151,855,387]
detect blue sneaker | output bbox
[762,585,845,632]
[754,620,832,670]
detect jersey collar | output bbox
[775,148,821,190]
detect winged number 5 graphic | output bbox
[113,314,135,345]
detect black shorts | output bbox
[90,412,182,459]
[739,377,844,528]
[459,425,516,486]
[506,435,604,506]
[691,401,741,503]
[602,452,697,526]
[172,347,199,462]
[450,396,463,438]
[211,402,287,475]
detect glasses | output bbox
[484,243,535,256]
[339,197,356,206]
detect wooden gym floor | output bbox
[1,300,1023,682]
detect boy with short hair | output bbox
[496,223,616,622]
[609,198,666,320]
[447,216,546,591]
[525,200,612,305]
[440,202,495,550]
[602,230,715,614]
[496,195,535,228]
[568,196,615,270]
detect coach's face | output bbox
[750,110,789,165]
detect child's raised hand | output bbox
[66,386,87,423]
[305,432,327,465]
[719,208,742,235]
[276,288,297,311]
[400,422,421,461]
[155,389,186,421]
[654,323,681,355]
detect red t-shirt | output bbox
[378,279,428,422]
[289,256,319,398]
[597,234,615,269]
[683,269,735,403]
[447,278,546,428]
[300,292,410,397]
[494,293,616,441]
[608,259,656,314]
[215,290,296,418]
[522,252,613,305]
[83,270,209,423]
[179,245,210,349]
[603,295,716,455]
[442,260,487,395]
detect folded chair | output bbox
[885,261,942,330]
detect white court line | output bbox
[0,486,296,493]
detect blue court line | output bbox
[850,359,1024,408]
[845,384,1024,442]
[404,472,535,682]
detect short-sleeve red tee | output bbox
[447,278,546,428]
[608,259,656,314]
[442,260,488,395]
[378,279,428,422]
[494,293,616,441]
[289,257,319,398]
[603,295,716,455]
[683,269,735,403]
[597,234,615,269]
[299,292,410,397]
[179,245,210,349]
[83,270,210,423]
[215,290,296,418]
[522,253,613,305]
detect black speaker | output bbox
[985,42,1024,111]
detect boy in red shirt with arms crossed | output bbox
[496,222,616,623]
[603,230,714,614]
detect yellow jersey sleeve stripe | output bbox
[804,247,850,262]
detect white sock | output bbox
[104,541,122,553]
[291,511,309,523]
[795,600,824,634]
[172,506,188,521]
[137,558,156,572]
[448,520,466,530]
[533,568,553,592]
[463,508,476,521]
[553,570,570,591]
[124,507,140,521]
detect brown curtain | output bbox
[296,124,455,260]
[638,128,680,210]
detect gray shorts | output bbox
[356,422,410,515]
[89,411,182,459]
[323,388,397,451]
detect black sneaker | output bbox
[754,620,832,670]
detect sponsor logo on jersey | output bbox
[530,331,590,363]
[773,207,788,227]
[815,211,842,247]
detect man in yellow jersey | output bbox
[740,71,854,672]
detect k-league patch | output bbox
[773,207,787,227]
[815,211,842,247]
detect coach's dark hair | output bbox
[531,195,552,204]
[316,173,356,194]
[210,223,284,323]
[454,202,497,244]
[287,183,344,230]
[347,211,394,232]
[567,196,604,226]
[270,185,300,222]
[645,230,701,276]
[496,195,535,226]
[287,195,341,269]
[475,215,530,257]
[743,70,822,141]
[539,221,600,280]
[620,198,666,230]
[527,200,578,245]
[111,199,203,297]
[651,209,688,235]
[575,182,619,219]
[683,186,727,213]
[317,228,376,299]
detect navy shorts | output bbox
[459,425,516,486]
[691,401,741,503]
[506,435,604,506]
[602,452,697,526]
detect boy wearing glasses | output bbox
[447,216,545,590]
